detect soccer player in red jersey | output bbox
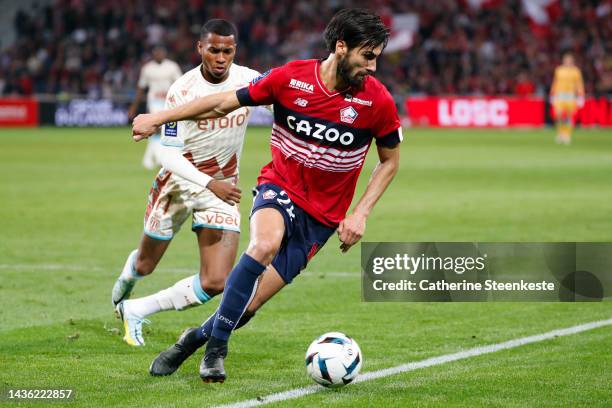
[133,9,401,382]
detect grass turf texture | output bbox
[0,127,610,407]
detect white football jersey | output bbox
[138,59,182,112]
[161,63,261,183]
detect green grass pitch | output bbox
[0,127,611,407]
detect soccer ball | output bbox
[305,332,362,388]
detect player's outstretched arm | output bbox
[132,90,242,141]
[337,144,400,253]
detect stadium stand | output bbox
[1,0,610,100]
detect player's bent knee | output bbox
[245,239,280,265]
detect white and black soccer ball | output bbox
[305,332,362,388]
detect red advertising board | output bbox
[406,97,545,128]
[0,99,39,127]
[406,97,612,128]
[575,98,612,127]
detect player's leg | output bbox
[201,206,285,382]
[199,263,287,341]
[200,184,336,382]
[120,182,240,316]
[558,104,569,143]
[556,102,573,145]
[113,169,176,306]
[115,173,190,345]
[143,103,163,169]
[112,234,171,306]
[114,234,171,346]
[565,102,578,144]
[193,208,241,298]
[211,207,285,340]
[149,265,286,376]
[142,134,162,170]
[122,227,239,325]
[553,101,565,143]
[151,198,334,377]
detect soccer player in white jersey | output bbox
[129,46,182,169]
[112,19,263,346]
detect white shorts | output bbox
[143,169,240,240]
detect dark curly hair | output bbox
[324,9,390,53]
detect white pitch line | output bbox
[215,318,612,408]
[0,263,357,278]
[156,267,357,278]
[0,263,104,271]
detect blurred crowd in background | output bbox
[1,0,610,100]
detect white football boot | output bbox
[116,301,150,347]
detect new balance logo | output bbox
[289,78,314,93]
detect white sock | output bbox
[119,249,142,281]
[125,275,210,318]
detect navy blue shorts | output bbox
[251,183,336,284]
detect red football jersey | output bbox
[237,59,401,227]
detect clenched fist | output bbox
[208,179,242,206]
[132,113,163,141]
[337,212,366,253]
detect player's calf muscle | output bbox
[134,257,157,276]
[198,274,225,296]
[134,236,170,275]
[197,229,239,295]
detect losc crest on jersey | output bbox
[340,106,358,124]
[262,189,277,200]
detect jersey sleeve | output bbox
[241,67,274,112]
[160,86,185,148]
[236,65,285,106]
[373,92,402,148]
